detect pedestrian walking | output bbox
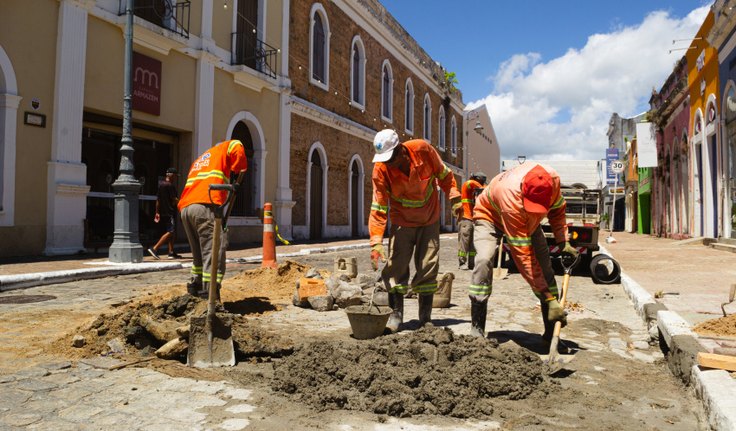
[457,172,486,270]
[148,167,182,260]
[178,140,247,305]
[369,129,462,333]
[468,162,578,340]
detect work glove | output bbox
[559,241,579,260]
[370,244,386,270]
[546,298,567,327]
[451,196,463,219]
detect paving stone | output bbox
[14,378,59,392]
[630,350,657,364]
[218,418,251,430]
[0,413,43,427]
[26,419,81,431]
[608,338,628,350]
[0,389,32,408]
[13,368,50,379]
[226,404,256,414]
[41,372,81,386]
[58,404,104,422]
[223,388,252,400]
[0,374,16,384]
[79,357,123,370]
[39,361,72,371]
[632,340,650,350]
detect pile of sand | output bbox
[693,313,736,338]
[271,325,556,419]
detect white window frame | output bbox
[423,93,432,142]
[404,78,414,135]
[0,45,20,226]
[349,35,366,110]
[380,59,393,123]
[438,106,446,151]
[309,3,330,91]
[450,115,457,156]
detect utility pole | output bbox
[109,0,143,263]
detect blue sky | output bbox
[381,1,712,161]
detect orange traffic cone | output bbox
[262,202,278,269]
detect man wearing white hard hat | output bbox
[368,129,462,333]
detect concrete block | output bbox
[666,334,707,386]
[643,302,667,322]
[692,366,736,431]
[657,310,695,349]
[621,273,656,319]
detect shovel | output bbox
[722,284,736,317]
[545,253,580,375]
[493,236,508,280]
[188,177,242,368]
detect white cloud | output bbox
[467,6,710,161]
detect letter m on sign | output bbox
[132,51,162,116]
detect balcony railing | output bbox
[118,0,191,39]
[231,32,278,79]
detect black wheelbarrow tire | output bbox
[589,253,621,284]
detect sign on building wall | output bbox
[132,52,161,116]
[606,148,619,185]
[636,122,657,167]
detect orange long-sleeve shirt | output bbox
[460,179,484,220]
[369,139,460,246]
[178,140,248,211]
[474,162,567,293]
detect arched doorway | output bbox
[230,121,256,216]
[310,151,323,239]
[350,159,360,238]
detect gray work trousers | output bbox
[457,218,476,264]
[381,220,440,295]
[181,203,228,286]
[470,220,557,302]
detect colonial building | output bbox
[464,105,500,182]
[0,0,289,257]
[0,0,467,257]
[286,0,466,239]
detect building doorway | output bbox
[309,150,323,239]
[694,143,704,237]
[709,134,719,238]
[230,121,257,217]
[350,159,360,238]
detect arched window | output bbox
[450,116,457,155]
[309,4,329,89]
[404,78,414,134]
[438,106,446,151]
[350,36,365,108]
[381,60,393,122]
[423,94,432,141]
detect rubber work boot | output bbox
[467,256,475,270]
[458,256,466,268]
[469,298,488,338]
[187,278,203,296]
[386,292,404,333]
[418,294,433,326]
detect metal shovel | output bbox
[188,179,242,368]
[722,284,736,317]
[545,253,580,375]
[493,236,508,280]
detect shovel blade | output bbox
[493,268,508,280]
[188,314,235,368]
[543,336,564,375]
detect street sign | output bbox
[611,160,624,174]
[606,148,619,185]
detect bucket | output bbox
[433,272,454,308]
[345,304,392,339]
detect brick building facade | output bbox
[286,0,466,240]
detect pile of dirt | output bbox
[271,325,556,419]
[693,313,736,337]
[46,261,315,363]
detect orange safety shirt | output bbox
[178,140,248,211]
[369,139,460,246]
[474,162,567,293]
[460,179,484,220]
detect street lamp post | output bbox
[109,0,143,263]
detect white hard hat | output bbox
[372,129,400,163]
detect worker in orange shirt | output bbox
[469,162,578,340]
[178,140,247,305]
[457,172,487,270]
[369,129,462,333]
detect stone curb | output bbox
[600,245,736,430]
[0,262,183,292]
